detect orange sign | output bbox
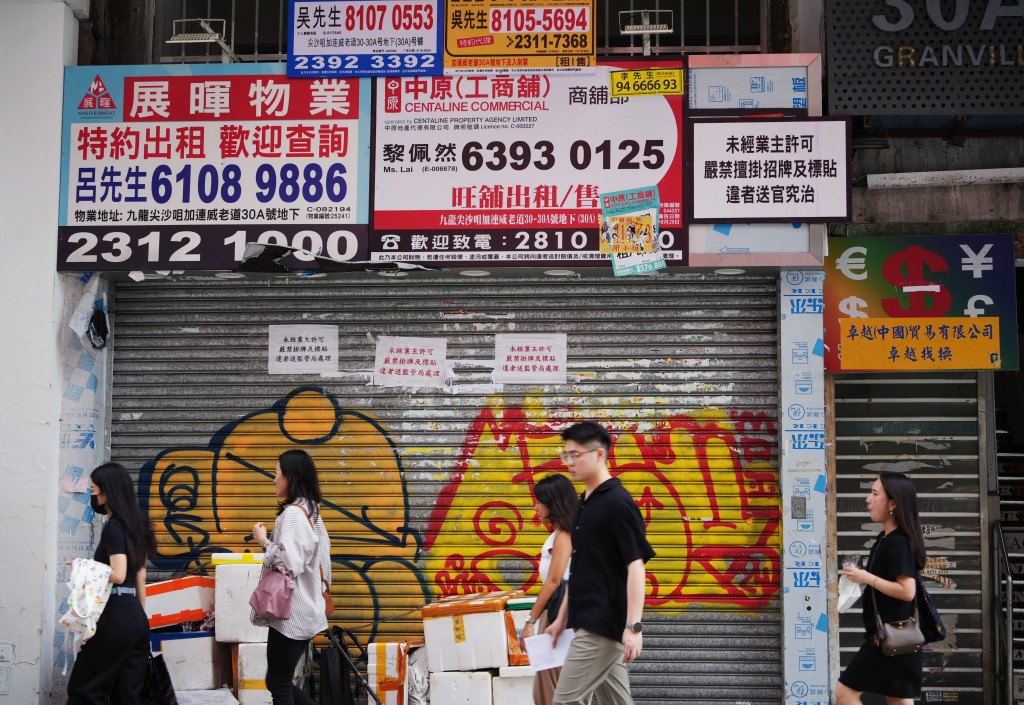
[837,316,1002,371]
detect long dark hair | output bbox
[278,449,323,517]
[535,474,578,533]
[879,471,927,569]
[91,462,157,574]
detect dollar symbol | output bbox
[838,296,869,318]
[881,246,951,317]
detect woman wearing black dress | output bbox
[836,472,926,705]
[67,462,157,704]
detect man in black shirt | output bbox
[546,421,655,705]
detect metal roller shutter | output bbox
[109,272,783,704]
[835,372,986,704]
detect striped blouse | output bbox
[262,499,332,640]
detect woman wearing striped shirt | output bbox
[253,449,332,705]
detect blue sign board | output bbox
[288,0,444,78]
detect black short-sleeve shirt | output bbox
[862,529,917,635]
[95,518,139,588]
[567,477,656,641]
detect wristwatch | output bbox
[525,615,537,625]
[627,621,643,633]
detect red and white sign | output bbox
[372,62,684,265]
[374,336,448,388]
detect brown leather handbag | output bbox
[872,587,925,656]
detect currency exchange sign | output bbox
[372,61,684,266]
[824,235,1018,372]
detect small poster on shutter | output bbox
[492,334,568,385]
[374,336,447,388]
[268,325,339,375]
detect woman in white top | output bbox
[520,474,577,705]
[253,450,332,705]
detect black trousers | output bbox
[67,595,150,705]
[266,627,315,705]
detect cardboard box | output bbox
[367,640,425,705]
[504,610,532,667]
[235,642,272,705]
[422,591,522,672]
[430,671,493,705]
[150,631,226,691]
[146,576,216,628]
[214,564,268,644]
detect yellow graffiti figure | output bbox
[141,387,427,641]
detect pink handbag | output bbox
[248,567,295,619]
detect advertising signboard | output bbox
[689,117,851,224]
[58,64,370,271]
[826,0,1024,115]
[443,0,595,73]
[288,0,444,78]
[372,61,684,266]
[824,234,1019,372]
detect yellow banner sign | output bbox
[610,68,684,98]
[838,316,1002,371]
[444,0,596,72]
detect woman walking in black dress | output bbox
[67,462,157,704]
[836,472,926,705]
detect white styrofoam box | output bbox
[160,633,227,690]
[176,690,239,705]
[237,642,272,705]
[367,641,425,705]
[423,611,508,672]
[214,564,268,644]
[498,666,534,678]
[493,675,533,705]
[429,671,493,705]
[146,576,215,628]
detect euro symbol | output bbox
[881,246,951,317]
[964,294,993,317]
[838,296,869,318]
[836,247,868,280]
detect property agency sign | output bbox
[58,64,371,271]
[372,61,684,266]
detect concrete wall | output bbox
[839,137,1024,235]
[0,1,78,702]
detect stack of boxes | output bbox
[145,575,228,693]
[211,553,271,705]
[416,591,537,705]
[143,554,273,703]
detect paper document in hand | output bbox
[524,629,575,671]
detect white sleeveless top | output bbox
[539,530,572,582]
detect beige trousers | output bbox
[552,629,634,705]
